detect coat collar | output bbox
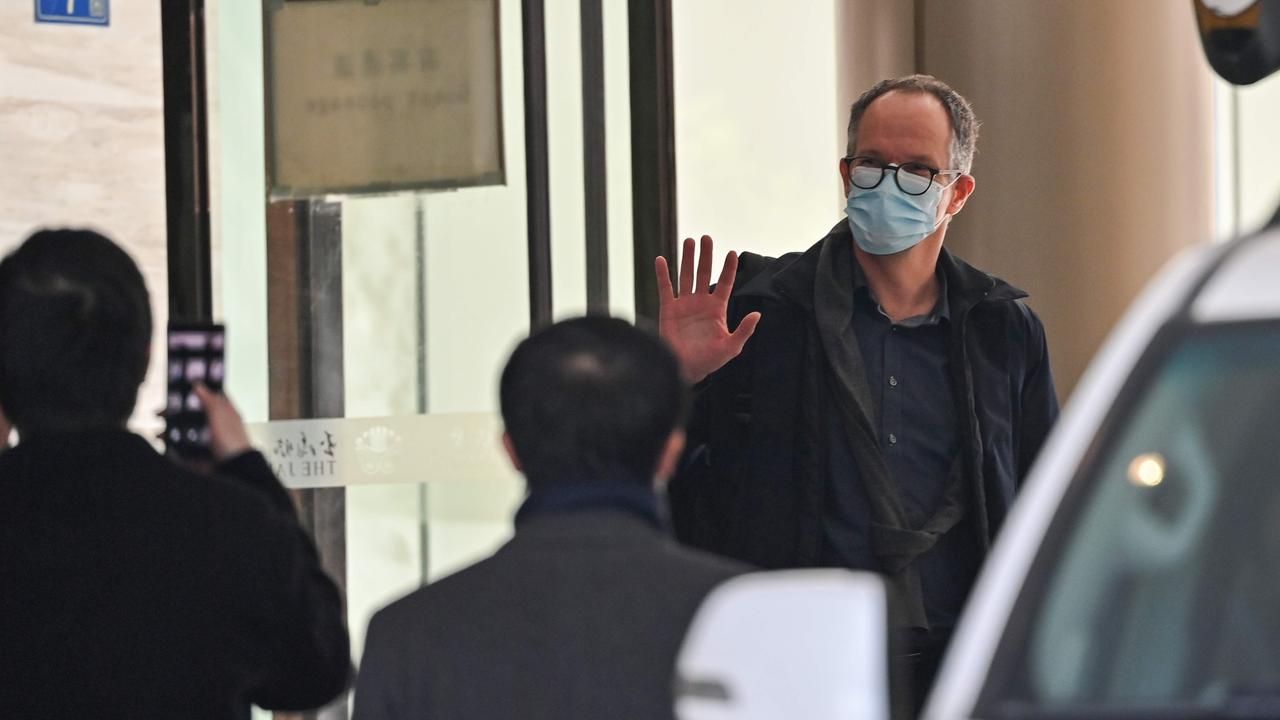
[0,427,157,472]
[736,220,1027,315]
[506,508,670,547]
[514,481,665,530]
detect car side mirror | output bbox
[674,569,891,720]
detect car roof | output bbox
[1191,225,1280,324]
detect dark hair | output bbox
[846,74,980,173]
[0,229,152,433]
[499,316,685,489]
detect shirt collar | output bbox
[851,252,950,327]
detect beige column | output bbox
[834,0,917,157]
[913,0,1216,397]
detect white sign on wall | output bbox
[265,0,504,197]
[246,412,516,489]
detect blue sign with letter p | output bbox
[35,0,110,27]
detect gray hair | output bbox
[845,74,980,174]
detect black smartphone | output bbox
[164,322,225,458]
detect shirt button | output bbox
[888,433,898,445]
[889,376,898,388]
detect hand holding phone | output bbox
[164,323,225,459]
[192,384,251,462]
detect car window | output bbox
[981,321,1280,718]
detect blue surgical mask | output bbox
[844,168,951,255]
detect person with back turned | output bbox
[658,75,1059,714]
[0,229,350,718]
[352,316,746,720]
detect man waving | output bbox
[658,75,1059,711]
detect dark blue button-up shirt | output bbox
[820,260,982,630]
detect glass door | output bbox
[204,2,639,717]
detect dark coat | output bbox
[352,509,746,720]
[669,223,1059,570]
[0,430,350,719]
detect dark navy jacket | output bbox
[669,223,1059,570]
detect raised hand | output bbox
[655,235,762,385]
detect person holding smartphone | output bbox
[0,229,350,719]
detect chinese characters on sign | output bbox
[267,0,503,196]
[245,414,516,489]
[304,46,459,118]
[269,430,339,481]
[332,46,439,80]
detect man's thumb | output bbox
[729,312,762,352]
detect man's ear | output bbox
[653,430,687,486]
[945,174,976,216]
[501,432,523,473]
[838,157,852,196]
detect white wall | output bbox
[0,1,167,432]
[1235,73,1280,234]
[673,0,842,267]
[1213,74,1280,242]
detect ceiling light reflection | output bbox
[1127,452,1167,488]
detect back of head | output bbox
[0,229,152,435]
[500,316,685,490]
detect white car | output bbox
[677,222,1280,720]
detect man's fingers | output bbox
[193,383,214,410]
[714,251,739,300]
[194,384,230,430]
[655,256,675,306]
[195,384,251,462]
[728,311,762,354]
[193,384,221,414]
[695,235,714,293]
[678,237,695,296]
[196,384,242,427]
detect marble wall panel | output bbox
[0,2,168,431]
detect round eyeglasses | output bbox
[843,156,963,196]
